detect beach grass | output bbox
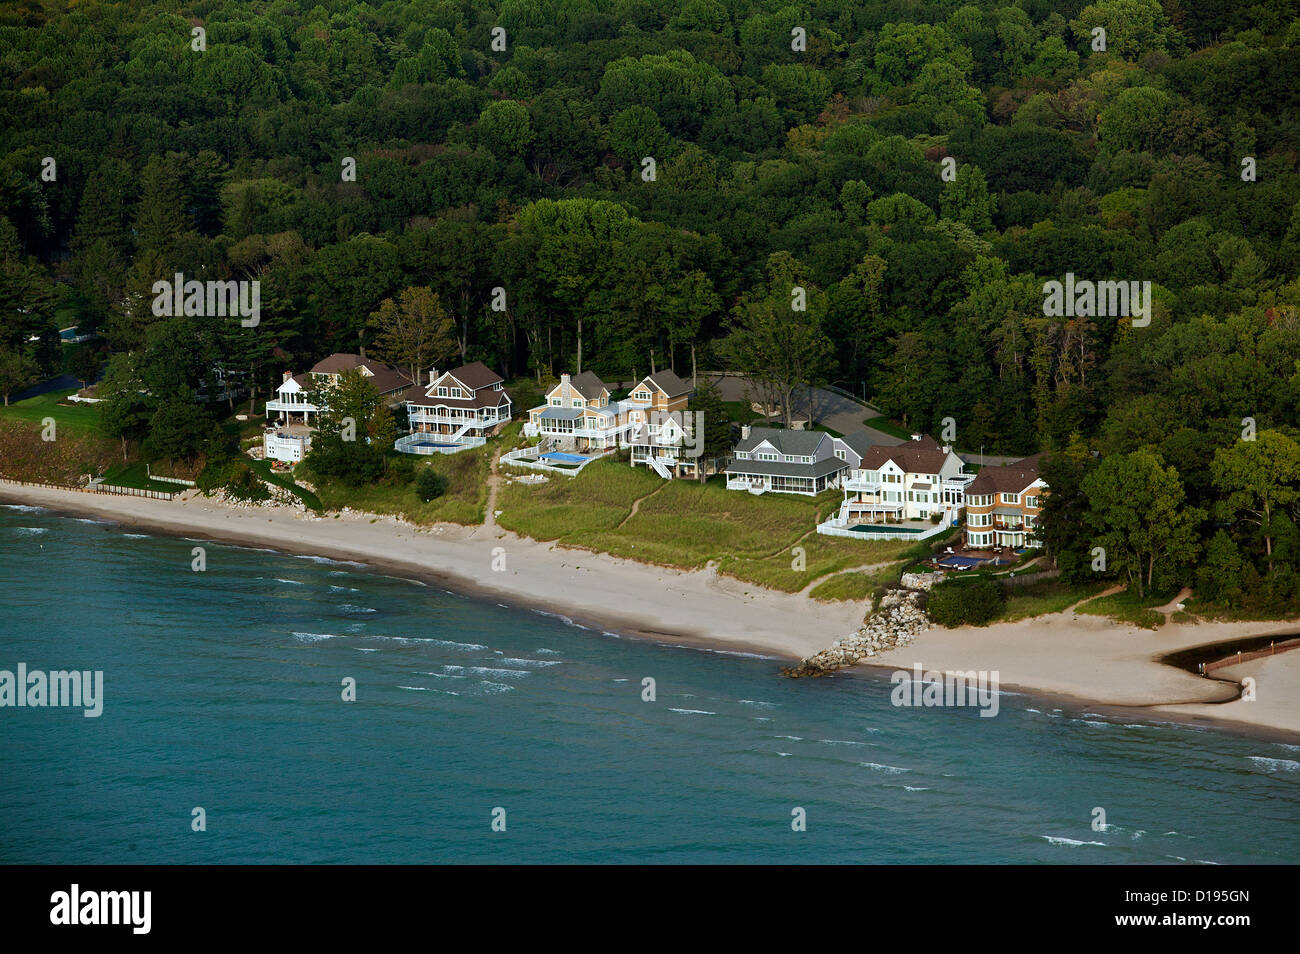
[496,461,913,592]
[998,579,1109,622]
[302,443,491,525]
[1075,588,1172,628]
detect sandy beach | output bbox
[4,483,1298,740]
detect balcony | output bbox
[408,408,508,426]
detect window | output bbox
[550,398,561,406]
[572,399,584,408]
[1001,492,1020,504]
[634,391,650,401]
[758,452,778,462]
[969,513,990,527]
[450,388,463,398]
[437,387,448,397]
[835,449,845,460]
[1026,495,1040,509]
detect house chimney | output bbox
[741,424,750,440]
[911,433,922,442]
[942,445,952,455]
[429,368,438,385]
[282,371,291,383]
[561,373,571,386]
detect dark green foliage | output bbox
[925,577,1006,627]
[415,468,449,501]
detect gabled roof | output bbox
[442,361,502,392]
[735,426,828,457]
[836,432,875,459]
[640,369,691,399]
[965,454,1046,496]
[568,371,607,401]
[308,354,412,395]
[859,435,949,474]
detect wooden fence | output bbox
[0,476,175,500]
[1202,636,1300,675]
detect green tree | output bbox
[1210,430,1300,576]
[1082,449,1204,597]
[368,286,457,387]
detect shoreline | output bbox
[3,484,1299,742]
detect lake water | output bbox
[1,505,1297,863]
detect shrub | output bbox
[415,468,449,501]
[925,576,1006,627]
[929,511,942,524]
[386,455,415,483]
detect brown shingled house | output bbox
[396,361,512,455]
[963,453,1048,549]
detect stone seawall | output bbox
[782,572,940,678]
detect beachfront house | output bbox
[724,425,848,495]
[836,435,973,525]
[395,361,512,456]
[524,372,638,454]
[263,353,413,463]
[624,370,720,480]
[963,454,1047,549]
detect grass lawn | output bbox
[998,579,1109,623]
[862,414,913,441]
[1075,587,1175,628]
[0,388,103,436]
[722,400,764,425]
[100,461,182,493]
[301,442,492,525]
[247,458,323,511]
[809,567,896,603]
[496,461,915,594]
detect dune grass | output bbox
[302,443,491,525]
[1075,587,1173,628]
[495,461,914,593]
[998,579,1109,623]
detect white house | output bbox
[263,353,413,462]
[395,361,512,455]
[832,435,973,526]
[724,426,849,495]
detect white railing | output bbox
[394,434,485,455]
[408,409,508,426]
[265,399,319,413]
[265,432,309,462]
[816,520,948,541]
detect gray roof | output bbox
[734,426,828,457]
[836,432,875,459]
[725,456,847,480]
[540,407,583,421]
[569,371,607,401]
[644,369,691,398]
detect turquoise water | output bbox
[1,504,1298,864]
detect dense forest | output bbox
[3,0,1300,610]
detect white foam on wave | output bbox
[536,648,560,655]
[1042,836,1106,847]
[499,657,562,668]
[271,578,304,586]
[414,671,467,680]
[860,762,910,774]
[122,533,149,539]
[1248,756,1299,773]
[668,708,716,715]
[739,699,777,709]
[819,737,876,746]
[902,785,929,792]
[441,664,530,679]
[328,584,360,593]
[296,554,367,567]
[478,680,515,694]
[292,631,342,642]
[1,504,46,512]
[338,604,378,614]
[12,527,47,534]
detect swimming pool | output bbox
[849,524,928,534]
[541,452,588,464]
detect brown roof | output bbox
[443,361,503,392]
[643,369,691,399]
[308,354,413,395]
[860,435,948,474]
[965,454,1045,496]
[568,371,607,401]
